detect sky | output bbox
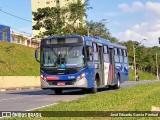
[0,0,160,47]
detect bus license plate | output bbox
[57,82,65,86]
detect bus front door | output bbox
[109,48,115,85]
[98,45,104,86]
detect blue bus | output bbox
[35,35,129,94]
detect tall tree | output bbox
[62,0,91,34]
[32,7,68,37]
[86,21,118,43]
[32,0,91,37]
[121,40,160,75]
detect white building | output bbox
[11,32,40,48]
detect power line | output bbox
[0,22,33,37]
[10,27,33,36]
[0,9,32,23]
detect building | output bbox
[0,24,11,42]
[31,0,85,37]
[11,32,40,48]
[0,24,39,48]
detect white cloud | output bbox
[115,1,160,47]
[118,1,144,13]
[146,2,160,15]
[118,1,160,15]
[116,20,160,47]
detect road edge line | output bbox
[26,103,58,111]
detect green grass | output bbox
[37,82,160,112]
[0,41,157,80]
[6,82,160,120]
[0,41,39,76]
[129,69,157,81]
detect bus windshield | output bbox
[41,46,85,68]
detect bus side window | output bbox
[121,49,124,56]
[119,49,123,63]
[86,46,93,61]
[93,43,98,52]
[103,45,109,63]
[123,50,126,56]
[114,48,119,62]
[93,43,99,61]
[104,45,108,53]
[124,50,128,63]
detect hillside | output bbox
[0,41,157,79]
[0,41,39,76]
[129,69,157,81]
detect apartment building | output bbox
[31,0,85,37]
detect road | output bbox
[0,80,159,111]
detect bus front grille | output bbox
[48,80,75,85]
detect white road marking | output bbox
[26,103,58,111]
[0,96,35,102]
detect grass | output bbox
[37,82,160,111]
[0,41,39,76]
[129,69,157,81]
[5,82,160,120]
[0,41,157,80]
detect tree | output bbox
[121,40,160,75]
[32,7,68,37]
[32,0,91,37]
[86,21,118,43]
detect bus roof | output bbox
[84,36,127,49]
[41,34,127,49]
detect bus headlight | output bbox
[43,77,47,81]
[76,73,86,81]
[41,75,47,82]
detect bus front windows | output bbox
[41,46,85,68]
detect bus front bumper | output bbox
[41,77,88,89]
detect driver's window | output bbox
[86,46,93,61]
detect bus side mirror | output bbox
[35,48,40,62]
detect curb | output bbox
[0,87,40,92]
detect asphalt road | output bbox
[0,80,159,111]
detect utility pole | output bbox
[133,44,136,81]
[133,39,146,81]
[156,52,159,79]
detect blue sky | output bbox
[0,0,160,46]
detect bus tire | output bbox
[81,89,87,94]
[90,79,98,94]
[113,75,120,89]
[54,89,63,95]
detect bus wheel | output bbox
[90,79,98,94]
[54,89,63,95]
[113,75,120,89]
[81,89,87,94]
